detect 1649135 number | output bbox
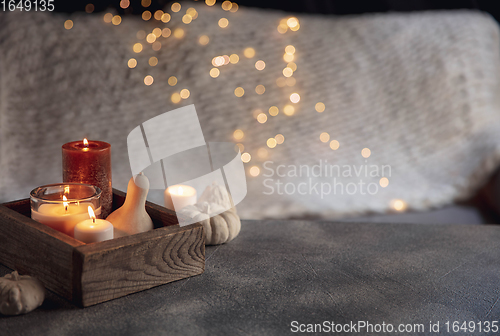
[445,321,499,333]
[1,0,54,11]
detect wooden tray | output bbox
[0,189,205,307]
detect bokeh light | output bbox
[128,58,137,68]
[233,129,244,140]
[320,132,330,143]
[290,93,300,103]
[315,102,325,113]
[241,153,251,163]
[144,75,154,86]
[275,134,285,144]
[199,35,209,45]
[174,28,185,39]
[218,18,229,28]
[180,89,190,99]
[148,56,158,66]
[142,11,151,21]
[249,166,260,176]
[258,148,268,159]
[171,2,181,12]
[133,43,143,53]
[283,67,293,77]
[329,140,340,150]
[161,13,171,23]
[229,54,239,64]
[171,92,181,103]
[255,85,266,95]
[283,104,295,116]
[234,87,245,97]
[257,113,267,123]
[267,138,277,148]
[244,47,256,58]
[255,60,266,70]
[210,68,220,78]
[162,28,171,38]
[361,148,371,158]
[379,177,389,188]
[269,106,279,116]
[64,20,73,30]
[285,45,296,54]
[168,76,177,86]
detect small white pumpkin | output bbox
[0,271,45,315]
[179,202,241,245]
[198,182,234,211]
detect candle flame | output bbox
[178,186,183,195]
[63,195,69,212]
[83,138,89,152]
[88,206,96,223]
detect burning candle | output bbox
[164,185,197,211]
[74,207,114,243]
[30,183,102,237]
[62,139,112,217]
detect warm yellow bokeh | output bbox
[269,106,279,116]
[320,132,330,143]
[210,68,220,78]
[275,134,285,144]
[315,102,325,113]
[257,113,267,124]
[64,20,73,30]
[128,58,137,68]
[233,129,244,140]
[283,105,295,116]
[361,148,371,158]
[218,18,229,28]
[144,75,154,86]
[244,47,256,58]
[234,87,245,97]
[330,140,340,150]
[199,35,209,45]
[168,76,178,86]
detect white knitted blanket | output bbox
[1,4,500,219]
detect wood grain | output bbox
[0,200,84,301]
[0,191,205,307]
[75,223,205,307]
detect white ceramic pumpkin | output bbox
[0,271,45,315]
[179,202,241,245]
[198,182,234,211]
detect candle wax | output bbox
[62,140,112,217]
[164,185,197,211]
[31,204,101,237]
[74,218,113,243]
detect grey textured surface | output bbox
[1,218,500,335]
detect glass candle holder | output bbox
[30,183,102,237]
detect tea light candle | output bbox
[31,183,102,237]
[74,207,113,243]
[31,197,99,237]
[164,185,197,211]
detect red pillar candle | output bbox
[62,139,112,218]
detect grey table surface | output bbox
[1,219,500,336]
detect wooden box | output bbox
[0,189,205,307]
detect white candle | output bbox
[31,196,101,237]
[164,185,197,211]
[74,207,113,243]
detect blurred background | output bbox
[47,0,500,20]
[2,0,500,224]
